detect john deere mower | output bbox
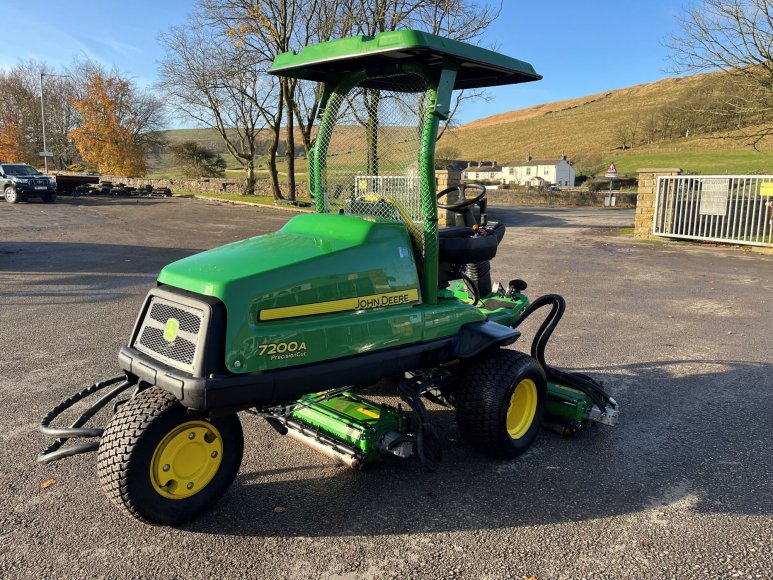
[38,30,618,525]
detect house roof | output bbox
[504,158,567,167]
[464,166,503,173]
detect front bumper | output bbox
[14,182,55,195]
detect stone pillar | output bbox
[635,168,682,239]
[435,169,462,226]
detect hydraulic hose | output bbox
[512,294,614,414]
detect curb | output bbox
[186,195,313,213]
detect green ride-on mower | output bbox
[38,30,618,525]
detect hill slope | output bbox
[444,71,772,175]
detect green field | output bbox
[602,149,773,176]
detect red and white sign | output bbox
[605,162,618,178]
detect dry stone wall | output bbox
[486,189,637,207]
[98,175,307,199]
[96,171,635,209]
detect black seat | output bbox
[438,222,506,264]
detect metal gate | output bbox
[653,175,773,247]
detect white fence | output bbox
[653,175,773,247]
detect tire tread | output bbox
[455,349,546,459]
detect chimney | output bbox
[527,152,532,162]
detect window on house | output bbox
[544,168,549,175]
[526,168,531,175]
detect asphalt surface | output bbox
[1,197,771,579]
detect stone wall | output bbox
[97,171,636,210]
[634,168,682,239]
[99,175,309,199]
[435,169,463,225]
[486,189,637,207]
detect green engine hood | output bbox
[157,213,425,373]
[158,213,404,297]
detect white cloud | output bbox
[92,37,142,57]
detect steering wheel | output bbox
[437,183,487,228]
[437,183,486,211]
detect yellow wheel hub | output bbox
[506,378,538,439]
[150,420,223,499]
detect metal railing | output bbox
[653,175,773,247]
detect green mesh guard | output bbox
[314,73,429,248]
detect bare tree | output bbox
[667,0,773,148]
[0,62,80,167]
[158,23,276,196]
[199,0,351,200]
[160,0,503,197]
[345,0,502,140]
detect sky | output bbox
[0,0,686,126]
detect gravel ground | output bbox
[1,196,771,579]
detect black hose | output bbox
[513,295,614,413]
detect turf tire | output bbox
[455,349,547,459]
[97,386,244,525]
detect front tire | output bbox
[455,350,546,459]
[97,386,244,525]
[4,187,19,203]
[42,192,56,203]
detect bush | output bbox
[167,141,227,178]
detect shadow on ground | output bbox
[0,242,196,304]
[187,359,772,537]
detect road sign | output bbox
[39,151,54,157]
[605,162,618,178]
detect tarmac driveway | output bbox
[1,197,771,578]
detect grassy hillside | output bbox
[151,71,772,179]
[443,71,772,176]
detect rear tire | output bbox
[455,349,546,459]
[97,386,244,525]
[5,187,19,203]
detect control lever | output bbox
[506,279,528,297]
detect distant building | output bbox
[462,155,576,188]
[501,155,575,188]
[462,161,503,182]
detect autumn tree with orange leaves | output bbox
[0,117,24,163]
[69,72,164,175]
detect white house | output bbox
[462,163,503,182]
[501,155,575,188]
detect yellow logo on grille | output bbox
[163,318,180,342]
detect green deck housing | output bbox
[291,393,408,461]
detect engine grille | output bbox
[133,295,204,373]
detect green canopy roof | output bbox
[270,30,541,90]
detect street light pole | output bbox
[39,72,48,172]
[39,72,71,173]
